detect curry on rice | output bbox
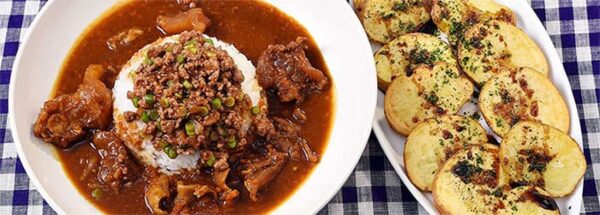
[32,0,334,214]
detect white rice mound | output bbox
[112,34,263,174]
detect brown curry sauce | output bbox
[54,0,333,213]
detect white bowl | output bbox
[8,0,377,214]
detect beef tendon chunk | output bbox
[256,37,329,103]
[145,175,173,215]
[272,117,318,163]
[171,182,217,214]
[33,65,112,148]
[157,8,211,34]
[91,131,139,191]
[240,147,287,201]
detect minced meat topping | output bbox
[126,31,252,156]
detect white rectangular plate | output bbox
[365,1,584,214]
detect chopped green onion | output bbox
[204,37,214,45]
[132,97,140,108]
[185,122,196,136]
[185,39,197,47]
[183,80,193,89]
[167,80,174,87]
[224,97,235,107]
[185,40,198,54]
[206,155,216,167]
[211,98,222,109]
[140,112,150,123]
[227,135,237,149]
[251,106,260,115]
[160,98,170,108]
[143,52,154,66]
[91,188,103,200]
[176,54,185,64]
[148,110,159,121]
[163,145,178,159]
[198,106,209,117]
[144,94,155,106]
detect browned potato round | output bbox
[405,115,488,191]
[501,121,586,198]
[431,0,515,46]
[355,0,431,43]
[375,33,456,90]
[432,144,560,215]
[479,67,569,137]
[384,62,473,136]
[458,20,548,86]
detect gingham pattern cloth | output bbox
[0,0,598,214]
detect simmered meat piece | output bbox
[157,8,211,34]
[91,131,139,191]
[256,37,328,103]
[240,148,287,201]
[272,117,318,163]
[146,175,173,215]
[33,65,112,148]
[106,28,143,50]
[171,182,217,214]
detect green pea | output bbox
[185,122,196,136]
[144,94,155,106]
[198,106,209,117]
[164,145,178,159]
[211,98,222,109]
[140,112,150,123]
[148,110,159,121]
[206,51,216,57]
[251,106,260,115]
[227,135,237,149]
[160,98,170,108]
[224,97,235,108]
[91,188,103,200]
[132,97,140,108]
[206,155,216,167]
[176,54,185,64]
[159,140,169,149]
[183,80,193,89]
[177,107,188,117]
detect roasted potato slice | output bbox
[458,20,549,86]
[431,0,515,46]
[479,67,569,137]
[355,0,431,43]
[384,62,473,136]
[405,115,488,191]
[375,33,456,90]
[501,121,586,198]
[432,144,559,215]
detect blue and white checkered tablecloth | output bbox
[0,0,598,214]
